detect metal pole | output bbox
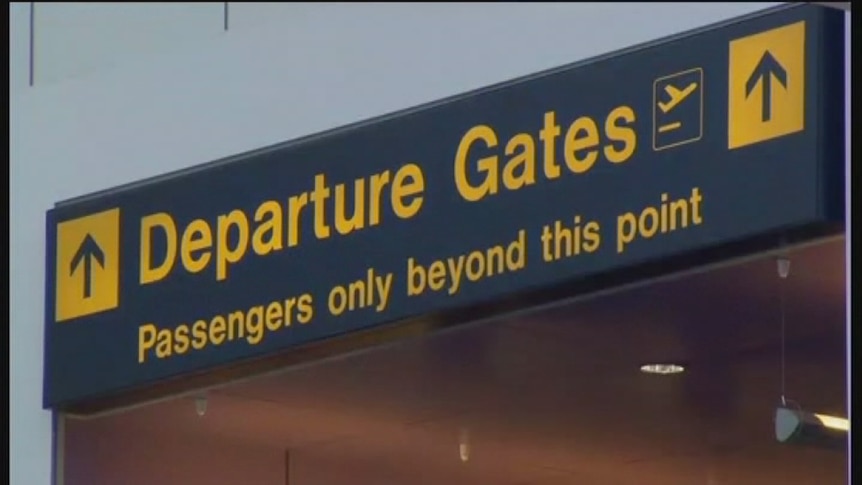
[844,11,851,483]
[28,2,35,86]
[51,412,66,485]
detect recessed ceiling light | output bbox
[640,363,685,375]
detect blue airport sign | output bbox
[44,4,845,410]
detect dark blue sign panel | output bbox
[44,4,845,409]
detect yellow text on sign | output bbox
[55,208,121,322]
[728,21,805,149]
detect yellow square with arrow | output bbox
[55,208,121,322]
[727,21,806,150]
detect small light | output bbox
[194,395,208,417]
[813,412,850,432]
[640,363,685,375]
[459,428,470,463]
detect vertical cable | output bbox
[776,255,790,406]
[224,2,229,31]
[28,2,35,86]
[779,274,787,405]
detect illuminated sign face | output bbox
[43,4,845,410]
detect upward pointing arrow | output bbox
[70,234,105,299]
[745,50,788,122]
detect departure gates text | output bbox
[141,105,638,285]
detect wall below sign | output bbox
[9,3,788,485]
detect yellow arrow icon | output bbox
[728,21,806,150]
[55,208,121,322]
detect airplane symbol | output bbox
[657,82,699,113]
[652,67,704,151]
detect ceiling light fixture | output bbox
[458,428,470,463]
[194,394,208,417]
[775,404,848,450]
[639,363,685,375]
[769,255,847,451]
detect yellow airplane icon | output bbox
[652,67,703,151]
[658,82,698,113]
